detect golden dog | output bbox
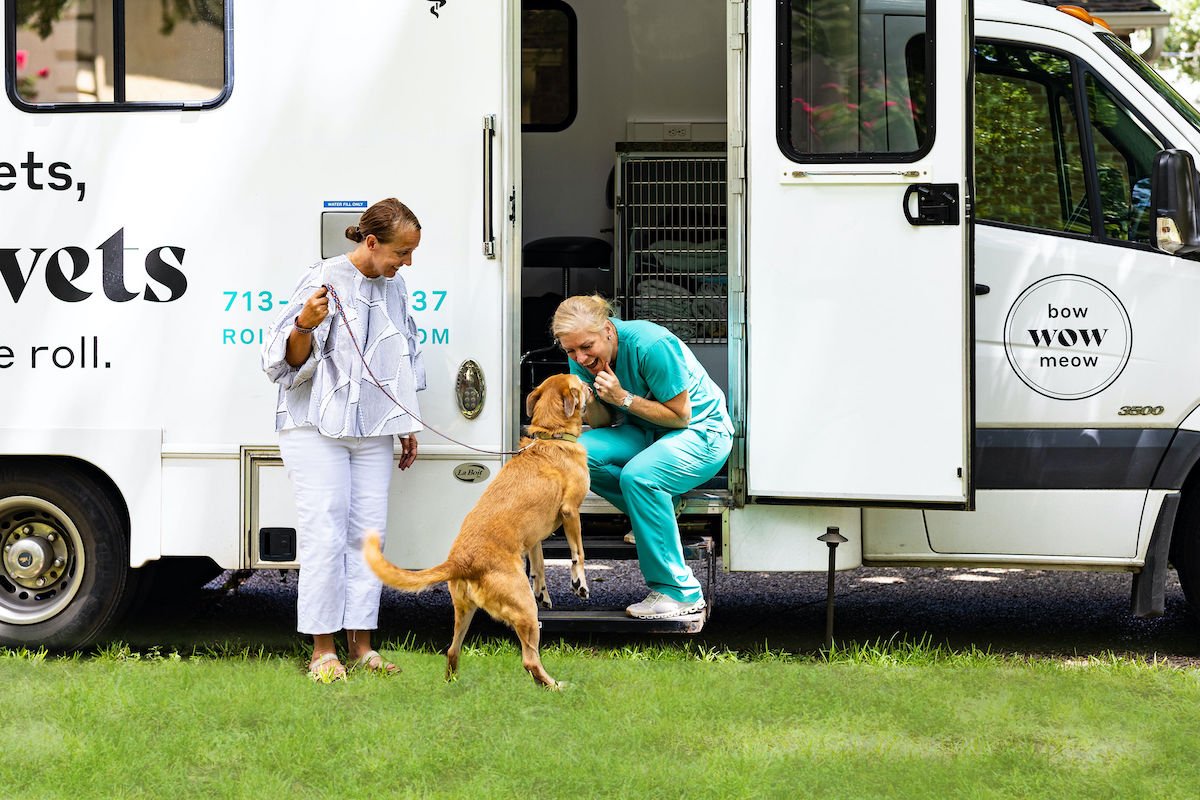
[363,373,591,688]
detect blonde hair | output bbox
[552,294,613,340]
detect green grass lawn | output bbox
[4,639,1199,799]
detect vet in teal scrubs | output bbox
[567,317,732,614]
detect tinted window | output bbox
[974,40,1164,245]
[781,0,930,159]
[1085,72,1162,245]
[975,44,1087,233]
[522,0,577,132]
[10,0,228,110]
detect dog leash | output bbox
[320,283,533,457]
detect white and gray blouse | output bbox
[262,255,426,438]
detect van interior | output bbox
[519,0,730,478]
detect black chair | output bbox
[521,166,616,299]
[522,236,612,298]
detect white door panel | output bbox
[741,0,972,504]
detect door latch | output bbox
[902,183,960,226]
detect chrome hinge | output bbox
[729,0,745,51]
[730,438,747,506]
[730,143,746,194]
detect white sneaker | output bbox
[626,591,706,620]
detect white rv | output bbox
[4,0,1200,648]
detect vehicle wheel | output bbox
[0,463,132,650]
[1171,487,1200,614]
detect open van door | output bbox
[737,0,973,507]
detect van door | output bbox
[925,25,1195,558]
[738,0,973,505]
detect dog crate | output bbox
[614,145,728,344]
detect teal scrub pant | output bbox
[582,423,732,603]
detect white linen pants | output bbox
[278,426,393,635]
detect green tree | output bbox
[17,0,221,40]
[1160,0,1200,81]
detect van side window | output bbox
[781,0,930,159]
[9,0,229,111]
[1085,73,1163,245]
[522,0,577,132]
[974,40,1165,246]
[974,43,1089,234]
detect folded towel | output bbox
[633,279,698,339]
[646,239,728,273]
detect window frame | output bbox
[4,0,234,113]
[974,37,1170,253]
[774,0,937,163]
[521,0,577,134]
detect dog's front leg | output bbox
[562,509,589,600]
[528,543,552,609]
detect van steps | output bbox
[538,607,708,634]
[535,535,715,634]
[539,535,713,561]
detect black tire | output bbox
[1172,490,1200,614]
[0,462,133,650]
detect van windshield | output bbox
[1097,33,1200,137]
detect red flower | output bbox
[37,67,49,78]
[16,50,27,70]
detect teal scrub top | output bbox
[569,318,733,436]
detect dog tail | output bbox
[362,531,457,592]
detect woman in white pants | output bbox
[262,198,425,680]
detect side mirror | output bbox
[1151,149,1200,255]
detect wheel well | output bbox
[0,456,131,541]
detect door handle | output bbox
[482,115,496,259]
[902,183,960,226]
[974,283,990,296]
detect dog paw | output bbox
[571,579,589,600]
[538,593,553,609]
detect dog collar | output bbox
[530,431,579,443]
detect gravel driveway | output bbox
[124,557,1200,664]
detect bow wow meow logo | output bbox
[1003,274,1132,401]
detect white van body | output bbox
[4,0,1200,646]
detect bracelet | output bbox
[293,318,318,335]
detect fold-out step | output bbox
[538,607,708,634]
[540,536,713,561]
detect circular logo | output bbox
[1003,275,1132,401]
[17,552,33,568]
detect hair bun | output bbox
[344,225,364,243]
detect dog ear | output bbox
[525,385,543,418]
[562,386,579,418]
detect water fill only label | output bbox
[322,200,368,209]
[1003,274,1132,401]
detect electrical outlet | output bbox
[663,122,692,140]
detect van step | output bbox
[540,535,713,561]
[538,607,708,634]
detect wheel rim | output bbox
[0,496,86,625]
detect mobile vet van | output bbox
[5,0,1200,648]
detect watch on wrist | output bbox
[621,392,635,409]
